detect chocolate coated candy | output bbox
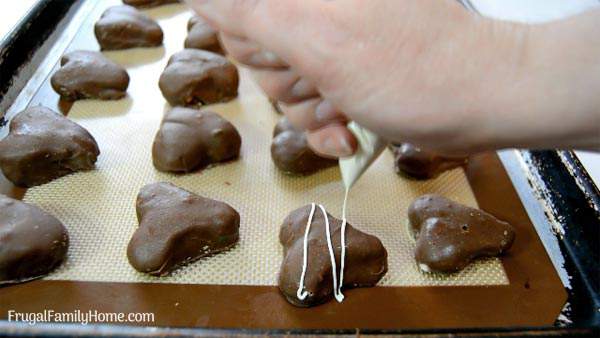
[185,15,224,54]
[51,50,130,101]
[0,107,100,187]
[271,117,337,175]
[95,5,163,50]
[128,182,240,276]
[152,107,241,172]
[409,194,516,273]
[279,205,388,307]
[159,49,239,107]
[0,195,69,285]
[391,143,467,180]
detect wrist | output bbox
[459,17,535,151]
[476,11,600,151]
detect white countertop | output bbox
[0,0,38,39]
[472,0,599,22]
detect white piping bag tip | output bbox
[339,122,387,189]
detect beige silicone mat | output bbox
[23,1,508,287]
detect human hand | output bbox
[188,0,600,156]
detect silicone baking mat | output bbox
[0,1,568,329]
[21,1,509,287]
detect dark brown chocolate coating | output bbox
[158,49,239,107]
[152,107,241,172]
[51,50,130,101]
[409,194,516,273]
[122,0,179,8]
[390,143,467,180]
[95,5,163,50]
[0,195,69,285]
[127,182,240,276]
[185,15,224,54]
[0,107,100,188]
[271,117,337,175]
[279,205,388,307]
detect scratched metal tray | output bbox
[0,0,598,336]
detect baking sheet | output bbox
[22,1,508,287]
[0,0,570,329]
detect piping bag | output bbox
[326,122,386,303]
[339,122,387,196]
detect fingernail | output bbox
[315,100,339,124]
[262,51,280,64]
[321,134,354,158]
[338,136,354,157]
[290,78,315,99]
[247,50,285,67]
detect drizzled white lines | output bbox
[296,203,347,303]
[296,203,316,301]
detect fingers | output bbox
[185,0,263,37]
[306,124,357,158]
[220,32,288,69]
[282,99,346,130]
[186,0,329,74]
[185,0,355,158]
[252,69,320,104]
[219,32,320,103]
[286,78,320,103]
[278,99,356,158]
[220,32,321,103]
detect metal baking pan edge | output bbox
[1,0,599,335]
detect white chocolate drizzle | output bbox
[296,201,348,303]
[338,188,349,301]
[296,203,316,300]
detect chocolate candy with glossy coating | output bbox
[127,182,240,276]
[0,107,100,187]
[271,117,337,175]
[0,195,69,285]
[51,50,130,101]
[95,5,163,50]
[279,205,388,307]
[152,107,241,172]
[409,194,516,273]
[185,15,224,54]
[158,49,238,107]
[391,143,467,180]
